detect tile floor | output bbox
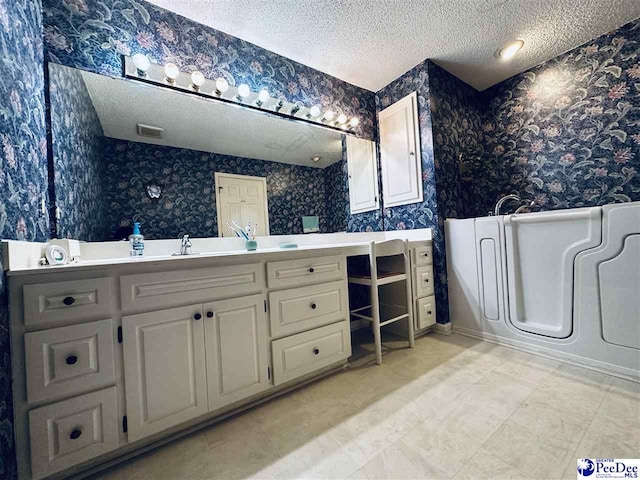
[93,333,640,480]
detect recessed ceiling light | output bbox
[311,156,321,162]
[495,40,524,60]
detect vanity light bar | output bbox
[123,55,360,131]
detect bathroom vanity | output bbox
[4,230,435,479]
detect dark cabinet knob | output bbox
[313,348,319,355]
[425,278,429,282]
[308,267,315,273]
[206,311,214,318]
[63,296,75,306]
[194,313,202,320]
[66,355,78,365]
[69,429,82,440]
[427,310,432,315]
[423,253,429,257]
[311,303,317,309]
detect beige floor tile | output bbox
[573,409,640,459]
[482,420,579,480]
[400,401,505,473]
[349,442,450,479]
[327,393,423,467]
[453,447,535,480]
[491,350,560,385]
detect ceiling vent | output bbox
[137,124,164,139]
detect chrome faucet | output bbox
[494,194,521,216]
[179,234,192,255]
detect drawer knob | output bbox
[313,348,320,355]
[427,310,432,315]
[69,429,82,440]
[311,303,317,310]
[194,313,202,320]
[423,253,429,257]
[308,267,315,273]
[63,296,75,306]
[424,278,429,283]
[206,311,214,318]
[66,355,78,365]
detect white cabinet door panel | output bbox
[379,92,423,208]
[347,136,379,214]
[123,304,207,442]
[204,294,270,412]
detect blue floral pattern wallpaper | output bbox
[104,138,335,239]
[479,19,640,216]
[41,0,377,141]
[323,157,347,233]
[49,63,110,241]
[0,0,49,475]
[374,59,451,324]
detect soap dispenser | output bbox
[129,222,145,257]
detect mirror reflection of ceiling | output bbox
[80,70,343,169]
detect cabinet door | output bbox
[204,294,270,412]
[379,91,423,208]
[347,136,379,214]
[122,304,207,442]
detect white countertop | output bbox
[2,229,433,276]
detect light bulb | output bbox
[215,78,229,95]
[337,113,348,124]
[190,71,205,89]
[496,40,524,60]
[349,117,360,128]
[275,96,287,111]
[257,88,270,104]
[323,110,335,122]
[132,54,150,76]
[308,105,321,118]
[164,63,180,83]
[237,84,251,100]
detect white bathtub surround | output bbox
[446,201,640,382]
[4,230,437,479]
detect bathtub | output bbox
[445,201,640,381]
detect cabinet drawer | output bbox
[120,263,264,313]
[29,387,119,480]
[271,321,351,386]
[416,296,437,330]
[25,319,116,405]
[23,278,112,327]
[269,280,348,338]
[267,255,346,289]
[413,245,433,266]
[414,265,434,298]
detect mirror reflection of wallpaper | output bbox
[104,138,345,239]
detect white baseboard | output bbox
[433,322,452,335]
[452,326,640,384]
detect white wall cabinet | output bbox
[346,136,379,214]
[204,294,270,412]
[379,91,423,208]
[122,304,208,442]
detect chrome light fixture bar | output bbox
[123,55,360,133]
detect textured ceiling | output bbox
[79,70,343,168]
[145,0,640,91]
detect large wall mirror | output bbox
[48,63,353,241]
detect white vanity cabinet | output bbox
[204,294,270,412]
[122,304,208,442]
[379,91,423,208]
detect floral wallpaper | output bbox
[0,0,49,475]
[323,157,347,233]
[104,138,336,239]
[49,63,110,241]
[41,0,376,141]
[479,18,640,216]
[374,59,450,324]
